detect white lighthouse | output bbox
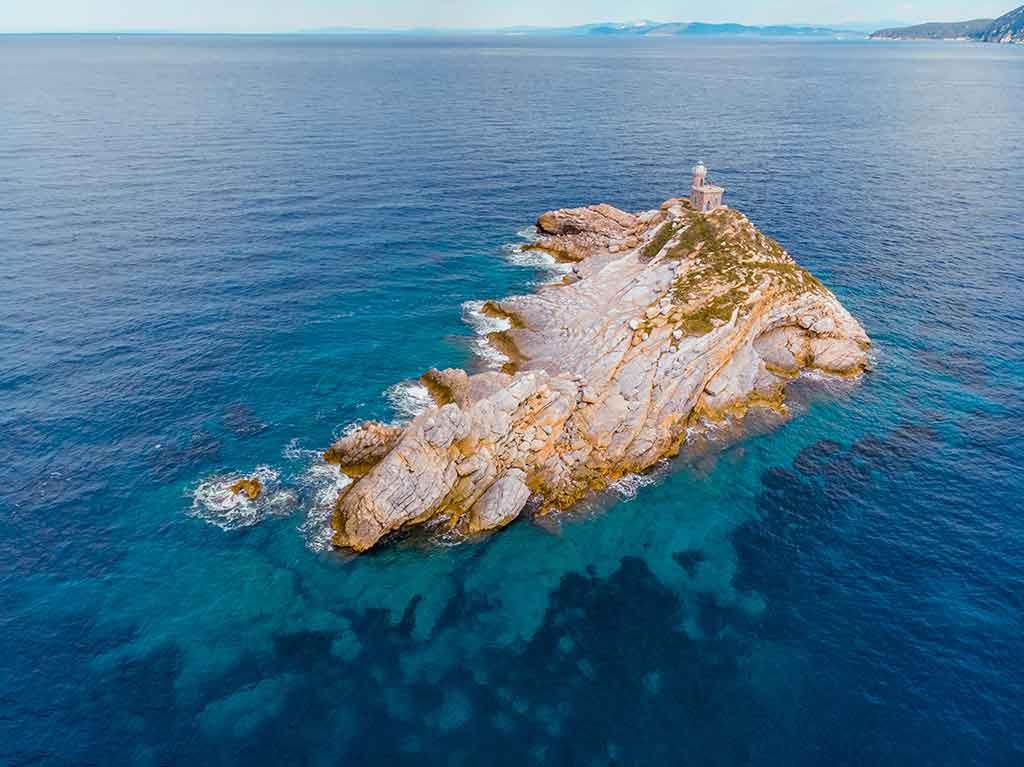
[690,162,725,213]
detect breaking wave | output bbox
[505,244,570,274]
[503,228,572,284]
[461,298,511,335]
[609,472,659,501]
[297,459,353,553]
[385,381,433,421]
[282,441,355,553]
[461,299,512,369]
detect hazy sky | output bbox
[0,1,1014,33]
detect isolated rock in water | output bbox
[330,200,871,551]
[323,422,403,477]
[229,477,262,501]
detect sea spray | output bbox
[461,299,513,369]
[190,466,295,530]
[298,460,352,553]
[284,440,355,552]
[609,472,660,501]
[385,381,433,421]
[504,242,572,284]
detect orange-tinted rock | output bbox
[323,421,403,477]
[229,477,262,500]
[421,368,470,408]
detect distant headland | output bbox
[870,4,1024,43]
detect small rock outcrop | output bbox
[323,422,404,478]
[330,198,871,552]
[528,203,641,261]
[229,477,262,501]
[420,368,471,408]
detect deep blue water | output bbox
[2,34,1023,766]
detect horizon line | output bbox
[0,18,911,36]
[0,28,887,37]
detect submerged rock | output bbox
[329,199,871,552]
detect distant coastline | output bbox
[8,11,1023,42]
[303,21,866,39]
[869,4,1024,43]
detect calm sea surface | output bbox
[2,34,1023,766]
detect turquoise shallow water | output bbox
[2,34,1023,765]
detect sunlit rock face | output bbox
[330,198,870,552]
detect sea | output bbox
[2,34,1022,766]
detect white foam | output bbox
[796,367,862,395]
[297,460,353,553]
[506,246,568,272]
[190,466,295,530]
[503,225,572,284]
[282,440,357,552]
[461,299,511,335]
[473,337,510,368]
[797,368,829,382]
[504,244,572,285]
[461,299,513,369]
[281,437,310,462]
[385,381,433,422]
[609,472,658,501]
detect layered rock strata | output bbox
[327,197,870,552]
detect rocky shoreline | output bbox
[325,197,871,552]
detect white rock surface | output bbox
[468,469,532,533]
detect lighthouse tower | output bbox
[690,161,725,213]
[692,161,708,191]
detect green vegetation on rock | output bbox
[638,209,827,338]
[640,222,677,260]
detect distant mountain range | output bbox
[544,21,856,37]
[870,4,1024,43]
[306,21,862,38]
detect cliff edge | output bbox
[328,197,870,552]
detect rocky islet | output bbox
[327,196,871,552]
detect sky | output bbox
[0,1,1014,33]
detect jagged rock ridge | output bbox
[326,197,871,552]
